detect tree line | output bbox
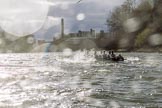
[105,0,162,51]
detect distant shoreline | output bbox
[115,48,162,53]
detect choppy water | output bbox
[0,52,162,108]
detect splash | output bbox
[126,57,140,61]
[58,50,96,63]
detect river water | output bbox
[0,52,162,108]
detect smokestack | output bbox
[61,18,64,38]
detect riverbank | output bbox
[116,47,162,53]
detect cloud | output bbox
[43,16,61,29]
[34,16,61,40]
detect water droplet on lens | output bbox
[63,48,72,56]
[0,39,4,45]
[76,13,85,21]
[109,101,120,108]
[131,81,141,93]
[0,0,49,36]
[60,3,69,10]
[139,75,142,79]
[27,37,34,44]
[119,38,129,48]
[6,50,13,53]
[124,17,141,33]
[149,34,162,46]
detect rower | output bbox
[117,54,124,61]
[111,51,116,58]
[103,50,107,59]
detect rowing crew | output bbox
[95,50,124,61]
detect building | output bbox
[68,29,96,38]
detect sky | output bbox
[34,0,126,41]
[0,0,126,40]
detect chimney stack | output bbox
[61,18,64,38]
